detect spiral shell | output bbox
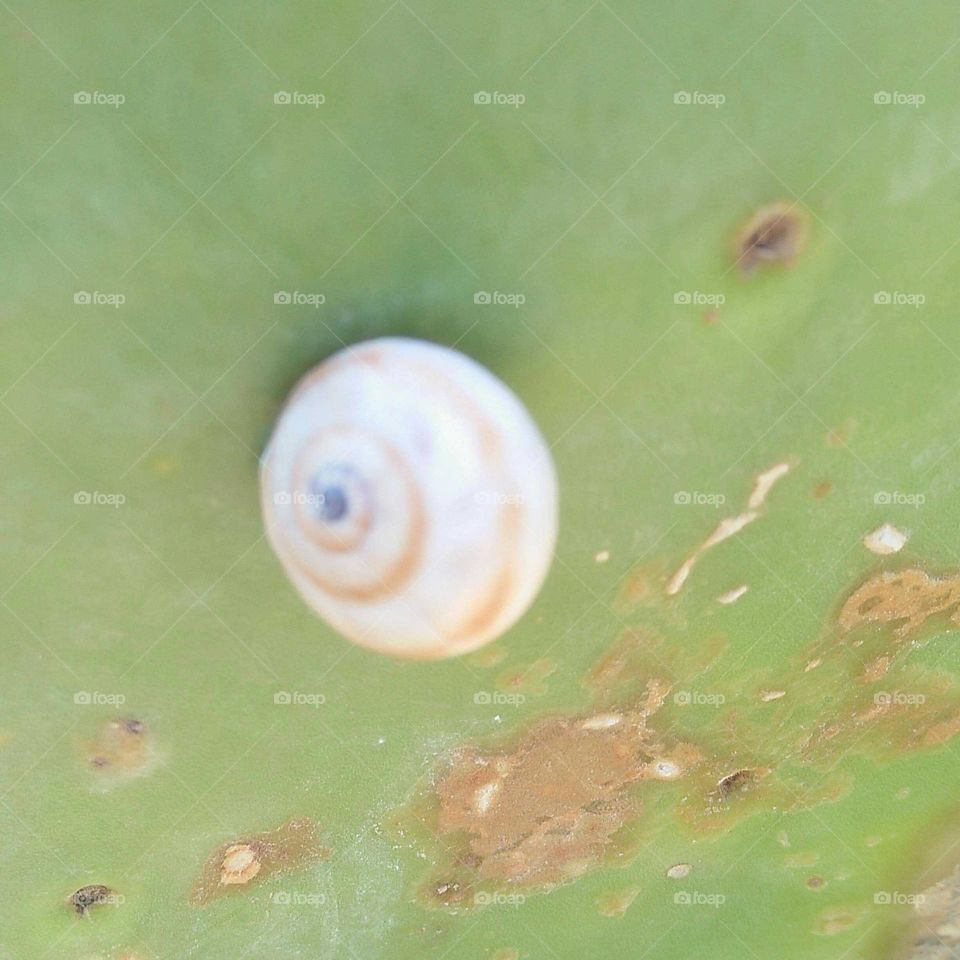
[260,337,558,659]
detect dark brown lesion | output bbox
[190,817,328,907]
[735,201,808,275]
[68,884,116,916]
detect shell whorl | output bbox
[260,337,558,659]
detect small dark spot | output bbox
[807,875,825,889]
[736,202,808,276]
[124,718,144,735]
[812,480,832,499]
[90,755,109,769]
[69,884,115,916]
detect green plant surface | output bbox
[3,1,960,958]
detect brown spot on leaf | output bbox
[411,680,699,902]
[838,569,960,639]
[735,202,808,275]
[191,817,328,907]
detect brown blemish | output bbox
[595,885,640,918]
[806,875,825,890]
[812,480,832,499]
[68,884,117,916]
[826,418,857,448]
[495,659,555,698]
[837,568,960,639]
[412,678,698,902]
[83,716,155,781]
[191,817,328,907]
[490,950,520,960]
[813,905,864,936]
[735,201,808,276]
[469,645,508,669]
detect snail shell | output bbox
[260,337,558,659]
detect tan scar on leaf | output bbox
[421,682,699,899]
[837,568,960,638]
[191,817,328,907]
[666,460,794,596]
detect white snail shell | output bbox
[260,337,558,659]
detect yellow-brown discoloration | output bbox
[837,568,960,638]
[84,717,155,782]
[595,885,641,918]
[495,658,555,698]
[191,818,328,907]
[735,201,809,275]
